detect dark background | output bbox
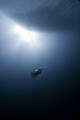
[0,0,80,119]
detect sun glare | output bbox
[13,24,37,44]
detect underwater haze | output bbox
[0,0,80,119]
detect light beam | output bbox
[13,24,37,44]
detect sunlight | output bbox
[0,11,47,59]
[13,24,37,44]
